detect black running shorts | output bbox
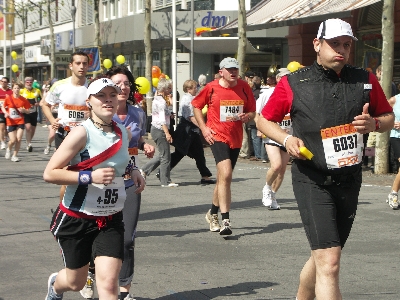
[50,206,124,269]
[24,112,38,126]
[210,141,240,169]
[292,162,361,250]
[390,137,400,160]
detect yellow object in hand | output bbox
[299,147,314,160]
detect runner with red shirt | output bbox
[192,57,256,235]
[1,83,31,162]
[0,77,12,150]
[257,19,394,300]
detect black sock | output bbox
[120,292,129,300]
[221,212,229,220]
[210,204,219,215]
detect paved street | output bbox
[0,126,399,300]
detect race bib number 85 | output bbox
[321,123,362,169]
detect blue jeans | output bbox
[250,127,267,160]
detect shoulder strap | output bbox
[67,121,123,171]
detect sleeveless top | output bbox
[390,94,400,139]
[62,119,130,216]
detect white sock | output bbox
[392,190,398,194]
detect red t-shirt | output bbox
[0,88,12,115]
[192,79,256,149]
[262,72,392,122]
[3,94,31,126]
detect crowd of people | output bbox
[2,18,398,300]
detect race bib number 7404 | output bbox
[321,123,362,169]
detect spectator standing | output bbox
[140,79,179,187]
[197,74,207,94]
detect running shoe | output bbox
[124,294,136,300]
[262,185,272,207]
[11,156,20,162]
[45,272,63,300]
[0,141,5,149]
[5,148,10,159]
[387,192,399,210]
[161,183,178,187]
[44,145,51,155]
[156,171,160,179]
[205,209,220,232]
[79,272,94,299]
[219,219,232,235]
[268,199,281,210]
[27,144,33,152]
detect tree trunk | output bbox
[375,0,395,174]
[144,0,153,118]
[237,0,246,75]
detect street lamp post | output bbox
[9,24,12,80]
[71,0,76,52]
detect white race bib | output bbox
[63,104,88,128]
[321,123,362,169]
[220,100,244,122]
[83,177,126,215]
[8,108,22,120]
[279,114,292,134]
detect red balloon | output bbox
[152,66,162,78]
[159,73,166,79]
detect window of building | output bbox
[136,0,144,13]
[81,0,94,25]
[110,0,116,19]
[103,0,109,20]
[128,0,134,15]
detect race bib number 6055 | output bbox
[321,123,362,169]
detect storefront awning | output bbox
[203,0,381,36]
[178,37,262,54]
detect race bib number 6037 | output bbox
[321,123,362,169]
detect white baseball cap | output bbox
[317,19,358,41]
[219,57,239,69]
[87,78,121,98]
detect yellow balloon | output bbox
[287,61,301,73]
[135,77,150,94]
[152,77,159,88]
[103,59,112,69]
[11,51,17,60]
[165,74,170,80]
[116,55,125,65]
[11,64,18,73]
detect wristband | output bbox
[283,135,292,148]
[78,171,92,185]
[373,117,381,131]
[139,142,145,151]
